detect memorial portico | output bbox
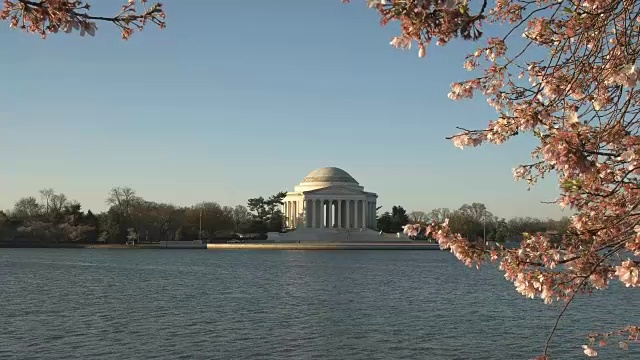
[282,167,378,230]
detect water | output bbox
[0,249,638,359]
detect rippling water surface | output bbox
[1,249,638,359]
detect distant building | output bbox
[282,167,378,230]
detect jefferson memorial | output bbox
[265,167,387,243]
[282,167,378,230]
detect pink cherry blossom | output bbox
[342,0,640,356]
[615,260,640,287]
[402,224,421,237]
[1,0,165,39]
[582,345,598,357]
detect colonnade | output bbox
[283,198,377,230]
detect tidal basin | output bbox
[1,249,638,359]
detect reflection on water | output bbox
[0,249,638,359]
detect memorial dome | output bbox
[301,167,359,185]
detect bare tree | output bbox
[49,193,68,215]
[458,203,492,223]
[39,188,55,214]
[428,208,453,224]
[232,205,252,233]
[13,197,42,219]
[106,186,140,217]
[409,211,428,223]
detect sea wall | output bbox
[207,242,441,250]
[158,240,207,249]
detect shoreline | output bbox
[0,243,156,249]
[0,242,442,251]
[207,242,441,250]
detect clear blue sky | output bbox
[0,1,568,219]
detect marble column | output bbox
[365,201,369,228]
[346,200,351,229]
[312,199,318,228]
[313,199,317,229]
[337,200,342,228]
[327,200,332,228]
[354,200,358,228]
[284,202,288,228]
[312,199,316,228]
[322,199,326,227]
[322,199,327,227]
[373,202,377,228]
[371,201,375,229]
[370,201,373,228]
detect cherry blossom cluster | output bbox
[583,325,640,357]
[0,0,165,39]
[347,0,640,356]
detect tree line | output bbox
[378,203,570,242]
[0,187,286,244]
[2,191,568,244]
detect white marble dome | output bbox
[301,167,358,184]
[294,167,364,192]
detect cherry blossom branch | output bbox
[1,0,165,39]
[542,240,628,358]
[586,325,640,351]
[352,0,640,355]
[542,284,582,358]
